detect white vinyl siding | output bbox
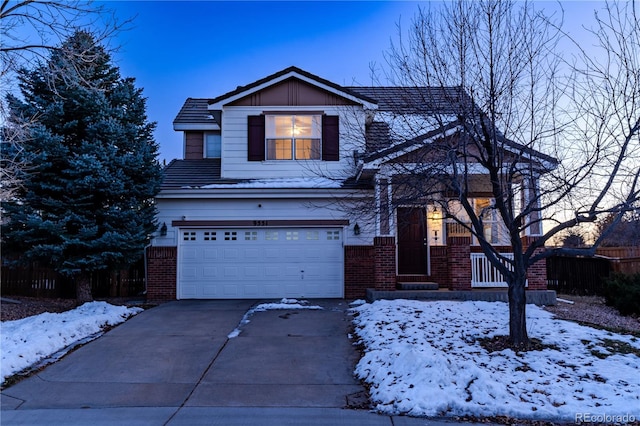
[153,197,374,246]
[220,106,364,179]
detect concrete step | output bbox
[397,282,439,290]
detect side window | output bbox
[205,132,221,158]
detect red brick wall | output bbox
[522,236,547,290]
[447,237,472,290]
[430,246,449,287]
[146,246,177,301]
[344,246,374,298]
[374,236,397,291]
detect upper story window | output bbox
[205,132,221,158]
[248,114,339,162]
[265,115,321,160]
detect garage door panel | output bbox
[202,266,218,278]
[203,248,218,260]
[244,266,260,278]
[181,267,198,279]
[178,227,344,299]
[244,248,262,260]
[202,285,219,298]
[223,248,240,260]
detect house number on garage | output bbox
[253,220,269,226]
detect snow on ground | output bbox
[227,298,323,338]
[1,302,142,383]
[351,299,640,421]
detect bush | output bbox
[603,273,640,316]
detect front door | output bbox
[397,207,427,275]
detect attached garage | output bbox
[177,227,344,299]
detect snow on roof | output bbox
[198,177,344,189]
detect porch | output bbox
[344,235,553,305]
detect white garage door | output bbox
[178,228,344,299]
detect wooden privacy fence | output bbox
[546,247,640,295]
[546,255,612,295]
[1,259,146,299]
[596,247,640,258]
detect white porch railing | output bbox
[470,253,513,288]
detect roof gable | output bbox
[228,77,360,107]
[208,66,378,109]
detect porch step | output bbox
[397,282,439,291]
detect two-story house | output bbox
[146,66,553,301]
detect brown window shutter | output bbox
[322,115,339,161]
[247,115,265,161]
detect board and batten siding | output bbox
[153,197,374,247]
[184,131,204,160]
[220,106,366,180]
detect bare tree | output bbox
[0,0,124,76]
[1,0,128,203]
[359,0,639,348]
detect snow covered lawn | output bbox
[351,299,640,421]
[1,301,142,383]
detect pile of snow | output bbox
[228,298,323,338]
[200,177,343,189]
[351,299,640,421]
[1,301,143,382]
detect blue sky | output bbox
[102,1,604,163]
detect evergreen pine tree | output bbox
[2,30,162,303]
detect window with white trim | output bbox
[205,132,221,158]
[265,115,321,160]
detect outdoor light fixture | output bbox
[354,223,361,236]
[160,222,167,236]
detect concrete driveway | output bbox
[1,299,467,425]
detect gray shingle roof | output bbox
[173,98,218,126]
[160,159,226,190]
[172,86,470,126]
[347,86,469,115]
[160,159,373,190]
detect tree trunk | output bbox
[75,273,93,304]
[507,276,529,348]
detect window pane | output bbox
[266,138,293,160]
[266,116,293,137]
[205,133,221,158]
[293,116,321,138]
[295,138,321,160]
